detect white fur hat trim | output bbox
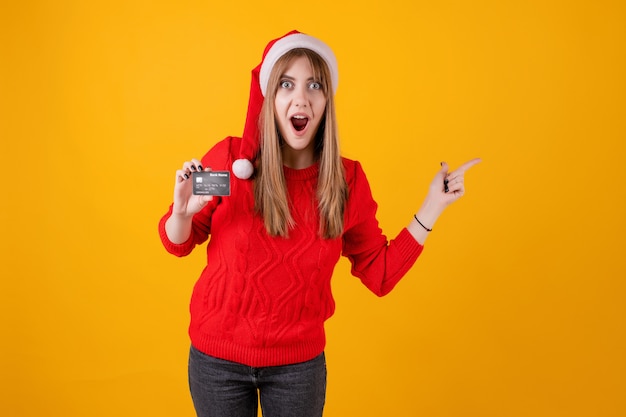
[259,33,338,97]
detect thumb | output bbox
[193,195,213,212]
[438,161,450,193]
[199,195,213,206]
[439,161,449,176]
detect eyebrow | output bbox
[280,74,317,82]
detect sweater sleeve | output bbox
[341,160,424,296]
[157,137,237,257]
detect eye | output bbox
[280,80,293,89]
[309,81,322,90]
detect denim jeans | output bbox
[188,345,327,417]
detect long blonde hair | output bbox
[254,48,347,239]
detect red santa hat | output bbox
[232,30,339,179]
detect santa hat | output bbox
[232,30,339,179]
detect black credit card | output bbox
[192,171,231,196]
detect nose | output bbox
[292,85,308,107]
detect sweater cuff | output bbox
[158,212,195,256]
[395,227,424,260]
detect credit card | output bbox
[192,171,231,196]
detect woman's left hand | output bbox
[410,158,482,242]
[435,158,482,207]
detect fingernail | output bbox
[190,166,196,171]
[198,165,203,171]
[184,173,189,179]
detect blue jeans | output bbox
[188,345,327,417]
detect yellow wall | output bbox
[1,1,625,416]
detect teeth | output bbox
[292,115,306,119]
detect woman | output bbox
[159,30,480,417]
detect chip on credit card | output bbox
[192,171,231,196]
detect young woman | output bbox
[159,30,480,417]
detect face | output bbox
[274,55,328,168]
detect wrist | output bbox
[413,214,432,232]
[168,211,195,226]
[415,198,443,228]
[165,212,194,244]
[172,209,193,217]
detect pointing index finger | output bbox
[454,158,482,174]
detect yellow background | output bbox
[1,1,625,416]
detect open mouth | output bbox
[291,115,309,132]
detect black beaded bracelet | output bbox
[413,214,432,232]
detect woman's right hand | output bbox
[172,158,213,218]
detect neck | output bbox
[282,148,316,169]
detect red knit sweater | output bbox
[159,137,423,367]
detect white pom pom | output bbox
[232,159,254,180]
